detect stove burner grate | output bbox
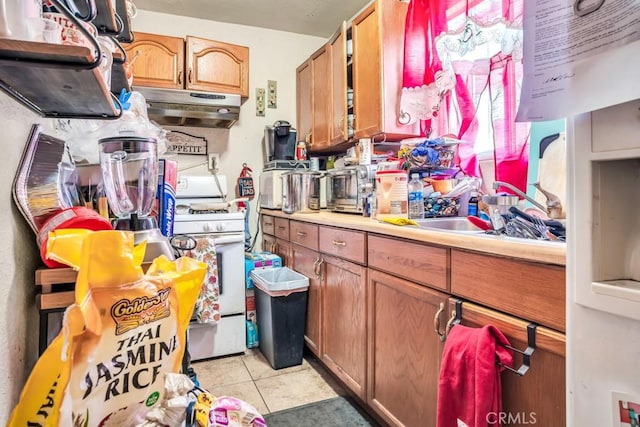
[188,208,229,214]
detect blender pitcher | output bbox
[98,136,158,230]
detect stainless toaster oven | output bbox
[326,165,376,213]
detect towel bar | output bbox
[447,299,537,377]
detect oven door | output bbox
[182,232,246,317]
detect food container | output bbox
[375,170,408,219]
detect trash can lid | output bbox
[250,267,309,296]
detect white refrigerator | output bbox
[567,98,640,426]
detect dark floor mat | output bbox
[263,395,380,427]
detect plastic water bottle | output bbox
[408,173,424,219]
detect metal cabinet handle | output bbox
[264,222,273,227]
[445,310,458,337]
[332,240,346,247]
[277,226,286,230]
[297,231,307,237]
[314,257,324,277]
[188,67,193,84]
[178,70,183,86]
[433,302,445,342]
[269,242,276,253]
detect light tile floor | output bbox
[191,349,347,416]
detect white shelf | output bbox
[592,280,640,304]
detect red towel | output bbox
[436,324,514,427]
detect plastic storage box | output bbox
[250,267,309,369]
[245,252,282,289]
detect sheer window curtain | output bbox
[400,0,531,194]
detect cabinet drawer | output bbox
[319,226,366,265]
[451,249,566,332]
[290,221,319,251]
[274,217,290,240]
[368,234,448,292]
[261,215,275,236]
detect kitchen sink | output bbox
[414,217,486,234]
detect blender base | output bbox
[134,228,176,263]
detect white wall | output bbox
[0,95,49,422]
[132,10,325,247]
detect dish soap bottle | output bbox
[467,190,479,217]
[408,173,424,219]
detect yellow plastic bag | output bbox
[8,230,207,427]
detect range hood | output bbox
[136,87,241,128]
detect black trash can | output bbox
[250,267,309,369]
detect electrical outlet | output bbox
[208,153,220,171]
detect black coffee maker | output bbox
[264,121,297,161]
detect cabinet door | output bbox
[262,233,276,253]
[296,59,312,145]
[328,22,348,146]
[124,32,184,89]
[368,269,447,427]
[321,254,367,399]
[186,36,249,98]
[447,300,566,427]
[351,2,381,139]
[351,0,419,140]
[292,245,322,356]
[310,44,331,151]
[275,238,291,267]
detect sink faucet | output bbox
[492,181,547,213]
[492,181,565,219]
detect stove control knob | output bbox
[203,223,212,232]
[216,223,225,232]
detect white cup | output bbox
[42,18,62,44]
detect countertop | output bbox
[260,209,566,266]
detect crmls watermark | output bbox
[486,412,537,425]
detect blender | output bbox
[98,136,174,262]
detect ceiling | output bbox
[133,0,371,38]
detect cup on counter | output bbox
[309,157,320,171]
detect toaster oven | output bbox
[326,165,376,213]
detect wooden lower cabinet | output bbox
[447,300,566,427]
[321,254,367,399]
[292,244,322,356]
[262,233,291,267]
[367,269,447,427]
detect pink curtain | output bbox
[401,0,531,194]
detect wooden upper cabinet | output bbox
[124,32,185,89]
[186,36,249,98]
[329,22,348,146]
[124,33,249,97]
[352,0,421,141]
[310,44,331,151]
[296,59,313,145]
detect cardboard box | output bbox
[158,159,177,237]
[244,252,282,289]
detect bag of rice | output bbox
[8,230,207,427]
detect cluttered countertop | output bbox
[260,209,566,266]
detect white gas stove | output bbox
[174,174,246,360]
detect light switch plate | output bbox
[256,88,265,116]
[268,80,277,108]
